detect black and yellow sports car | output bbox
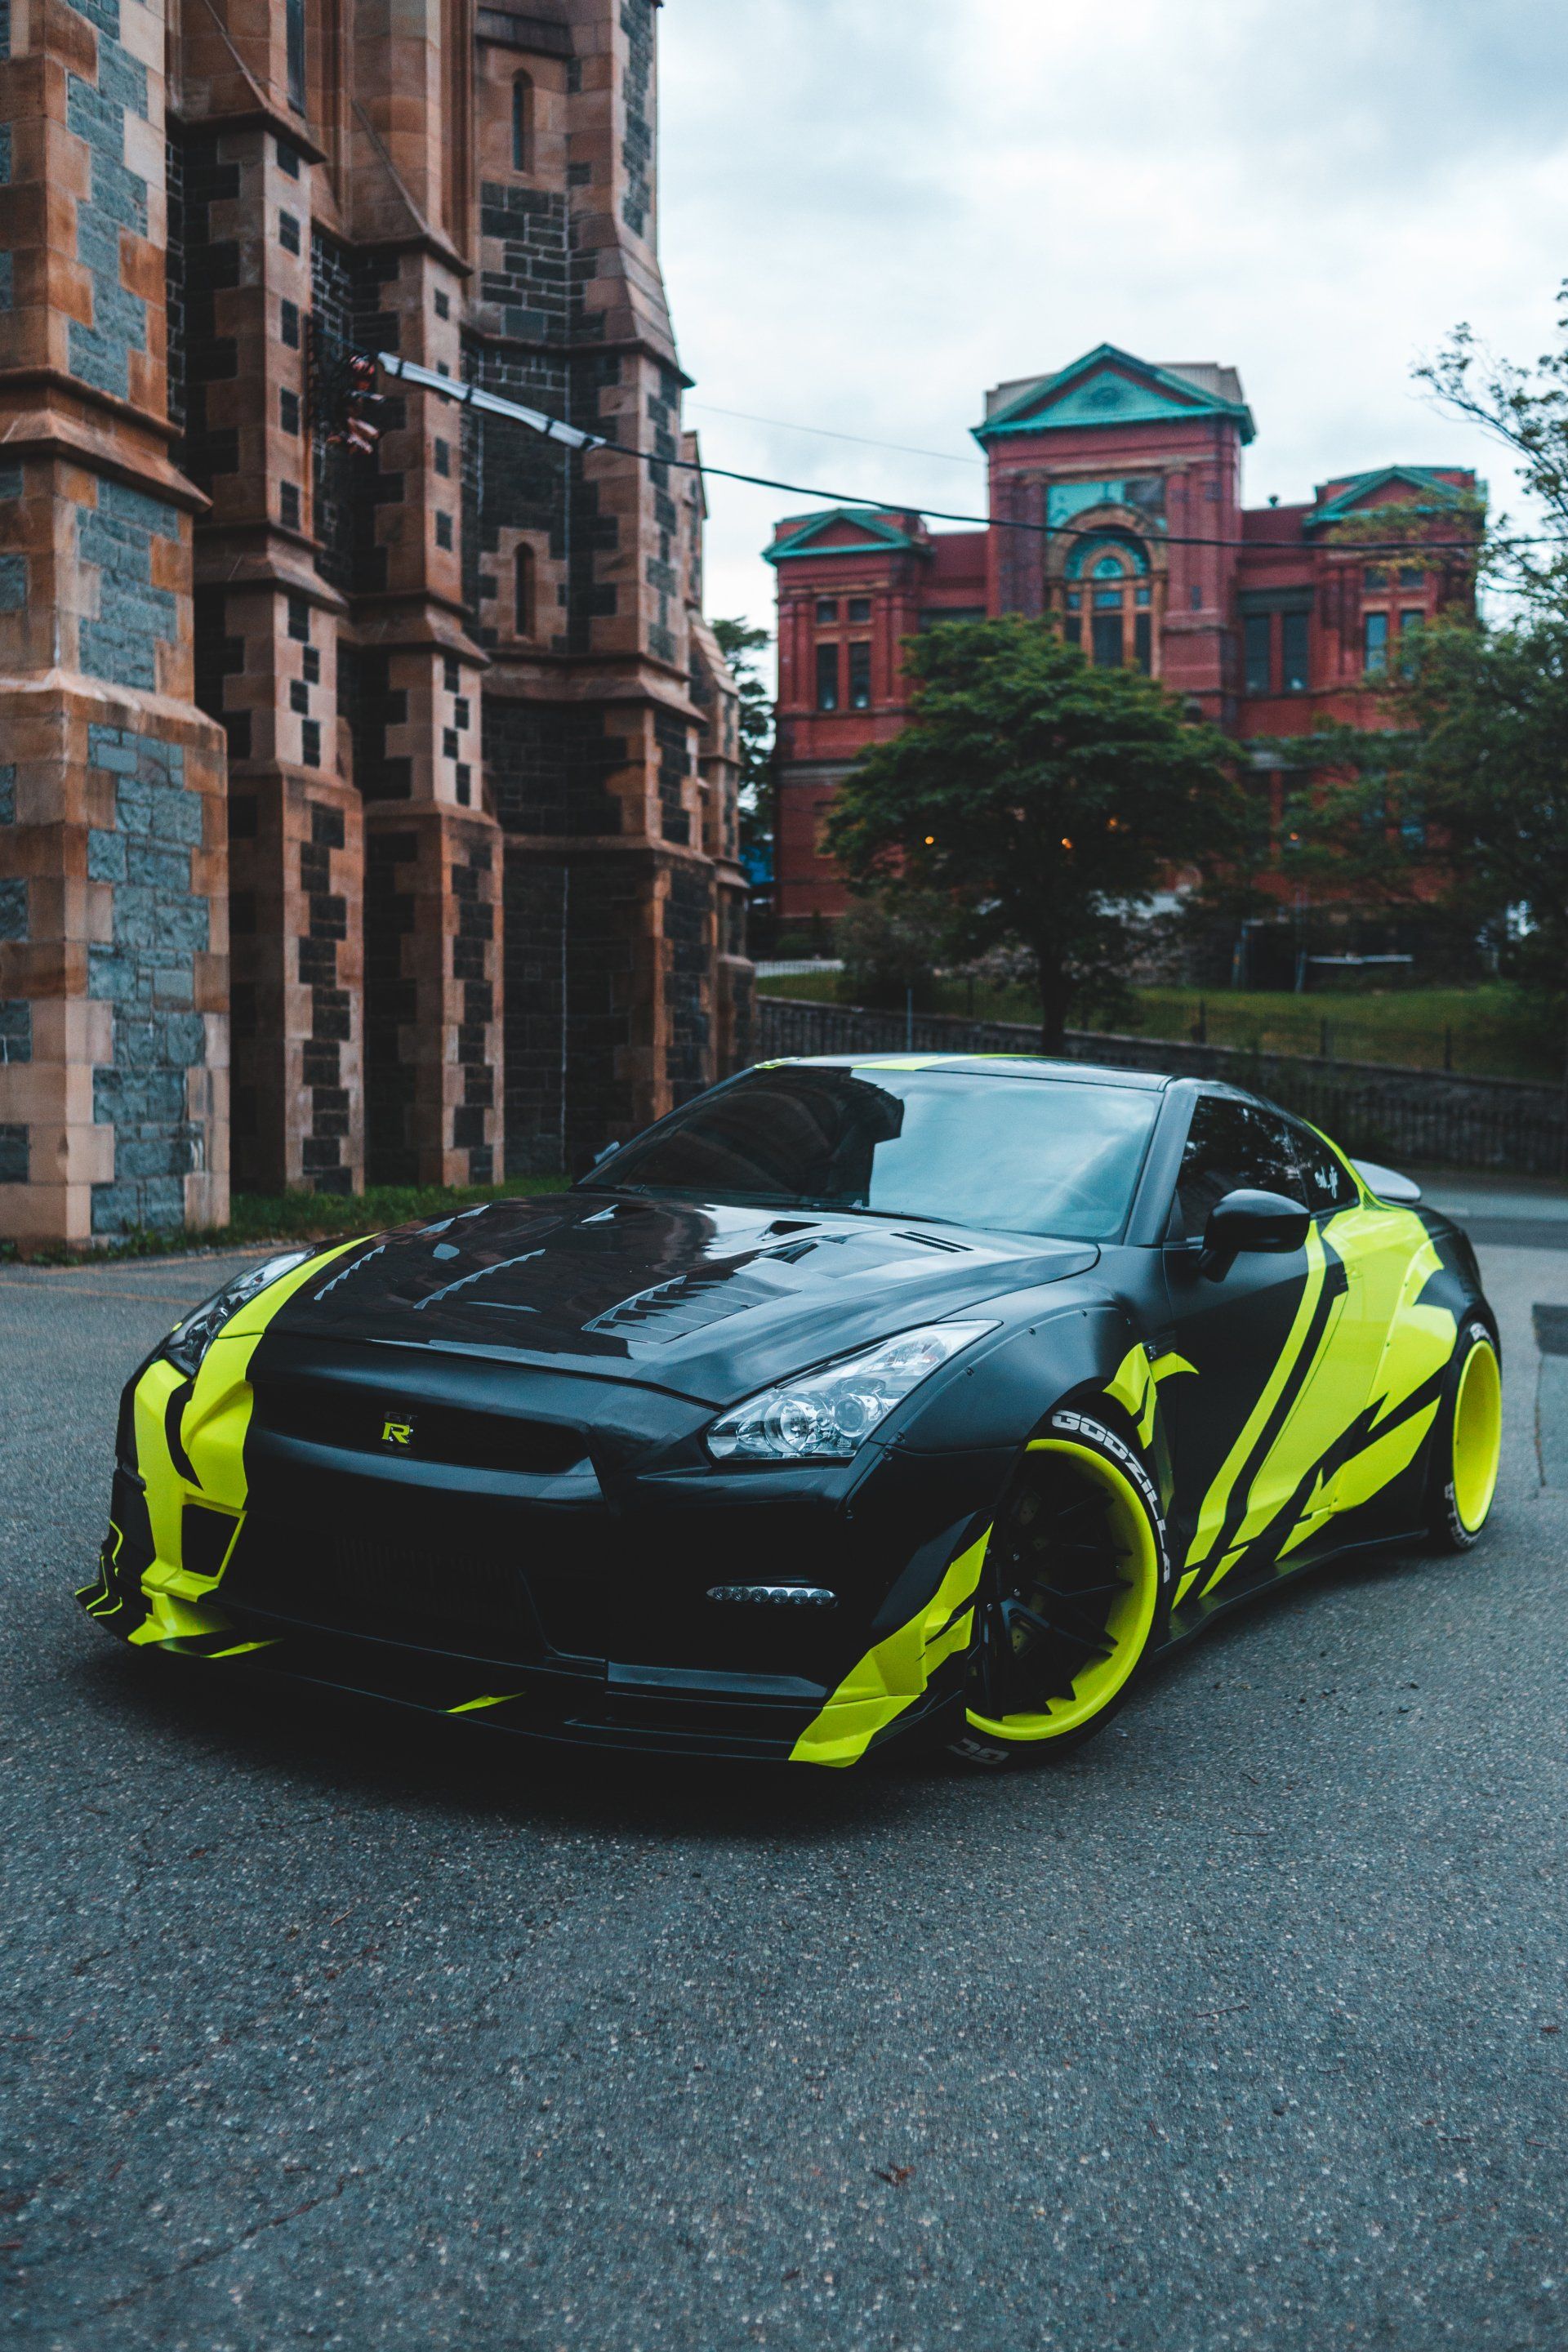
[82,1057,1501,1771]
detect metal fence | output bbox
[755,996,1568,1179]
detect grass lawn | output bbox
[2,1174,571,1265]
[760,973,1559,1083]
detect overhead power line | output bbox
[376,353,1516,559]
[685,400,983,470]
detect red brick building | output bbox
[769,345,1477,928]
[0,0,750,1247]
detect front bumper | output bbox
[82,1337,1013,1766]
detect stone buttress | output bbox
[0,0,229,1244]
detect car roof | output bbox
[772,1054,1175,1093]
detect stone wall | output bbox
[755,997,1568,1180]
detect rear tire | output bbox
[947,1410,1170,1771]
[1427,1319,1502,1553]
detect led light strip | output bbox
[707,1584,839,1610]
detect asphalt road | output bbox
[2,1223,1566,2351]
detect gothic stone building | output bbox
[770,343,1477,927]
[0,0,751,1245]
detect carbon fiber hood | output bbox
[270,1192,1098,1403]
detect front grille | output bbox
[221,1515,843,1686]
[223,1520,545,1659]
[251,1380,589,1477]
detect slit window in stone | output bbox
[285,0,305,114]
[512,74,532,172]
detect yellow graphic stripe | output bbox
[1178,1223,1329,1601]
[448,1693,526,1715]
[1105,1343,1196,1449]
[127,1240,364,1634]
[849,1055,964,1071]
[1357,1230,1455,1440]
[1177,1207,1462,1597]
[791,1530,991,1769]
[1272,1219,1455,1557]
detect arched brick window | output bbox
[1062,532,1154,673]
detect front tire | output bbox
[948,1410,1170,1770]
[1427,1319,1502,1552]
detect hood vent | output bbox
[584,1257,798,1342]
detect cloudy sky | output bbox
[657,0,1568,643]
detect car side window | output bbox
[1288,1117,1360,1214]
[1174,1096,1305,1242]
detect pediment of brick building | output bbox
[765,508,926,564]
[978,345,1255,445]
[1307,466,1475,529]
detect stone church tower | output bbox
[0,0,751,1245]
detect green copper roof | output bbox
[1305,466,1476,529]
[974,345,1256,447]
[764,508,927,565]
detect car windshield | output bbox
[589,1062,1159,1241]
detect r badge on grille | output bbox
[380,1413,416,1447]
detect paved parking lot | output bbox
[2,1221,1566,2350]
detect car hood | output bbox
[272,1192,1099,1405]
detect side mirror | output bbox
[1200,1187,1310,1279]
[1351,1157,1422,1205]
[572,1140,623,1182]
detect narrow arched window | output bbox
[285,0,305,113]
[514,542,535,638]
[512,73,532,172]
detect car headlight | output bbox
[162,1250,315,1376]
[705,1322,996,1464]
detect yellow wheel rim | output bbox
[1451,1339,1502,1535]
[964,1438,1160,1744]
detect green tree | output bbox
[825,618,1244,1051]
[1283,620,1568,1049]
[1267,295,1568,1058]
[1415,293,1568,613]
[835,888,954,1011]
[711,617,776,875]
